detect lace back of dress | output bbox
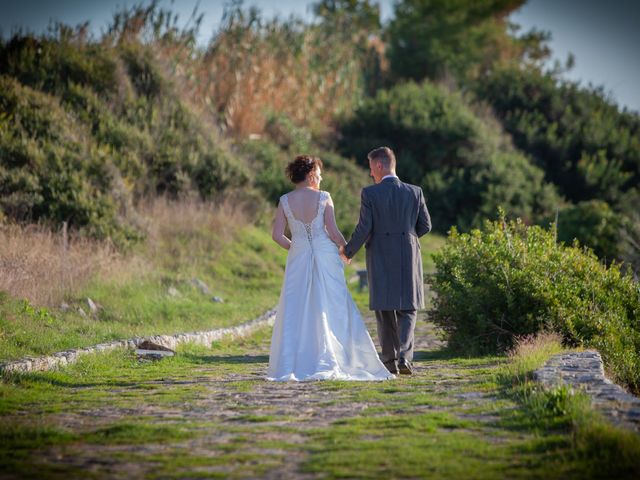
[281,192,327,245]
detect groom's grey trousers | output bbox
[375,309,417,364]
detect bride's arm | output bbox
[271,201,291,250]
[324,195,347,248]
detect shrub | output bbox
[0,28,250,243]
[429,211,640,391]
[475,66,640,205]
[0,34,119,98]
[0,75,140,246]
[549,200,622,263]
[339,81,560,231]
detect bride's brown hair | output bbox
[286,155,323,183]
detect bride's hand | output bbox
[339,251,351,265]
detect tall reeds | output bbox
[142,4,370,137]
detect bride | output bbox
[267,155,393,381]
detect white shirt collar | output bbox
[381,174,398,181]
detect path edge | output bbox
[533,349,640,432]
[0,307,277,377]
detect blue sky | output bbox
[0,0,638,112]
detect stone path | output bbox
[534,350,640,432]
[4,314,639,479]
[2,317,515,479]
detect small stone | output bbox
[211,296,224,303]
[454,392,485,400]
[137,340,176,353]
[135,340,175,361]
[78,307,87,317]
[87,298,98,313]
[191,278,211,295]
[136,350,173,360]
[167,286,181,297]
[60,302,70,312]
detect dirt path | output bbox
[1,316,585,479]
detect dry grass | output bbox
[0,223,130,307]
[508,331,564,361]
[501,331,565,387]
[100,3,374,139]
[139,194,251,271]
[0,195,252,307]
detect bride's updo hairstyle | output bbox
[286,155,323,184]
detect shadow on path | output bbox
[181,353,269,365]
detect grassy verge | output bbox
[498,332,640,478]
[0,224,287,361]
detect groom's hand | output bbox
[339,245,351,265]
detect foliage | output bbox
[338,81,560,231]
[175,1,372,138]
[0,20,250,243]
[475,66,640,268]
[549,200,622,263]
[429,212,640,391]
[475,66,640,204]
[0,75,140,245]
[386,0,544,82]
[313,0,381,31]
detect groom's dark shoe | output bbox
[398,359,413,375]
[384,360,398,374]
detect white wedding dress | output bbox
[267,191,394,382]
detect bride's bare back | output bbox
[285,188,322,224]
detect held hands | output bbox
[339,245,351,265]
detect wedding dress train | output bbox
[267,191,393,381]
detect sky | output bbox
[0,0,638,112]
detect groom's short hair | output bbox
[368,147,396,169]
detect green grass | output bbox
[2,322,639,478]
[0,225,287,361]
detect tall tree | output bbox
[387,0,525,82]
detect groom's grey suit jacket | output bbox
[344,177,431,311]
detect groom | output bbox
[340,147,431,375]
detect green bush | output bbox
[0,35,119,98]
[0,75,140,245]
[339,81,560,231]
[475,66,640,270]
[549,200,622,262]
[0,30,250,242]
[429,212,640,391]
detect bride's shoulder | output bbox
[278,192,291,206]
